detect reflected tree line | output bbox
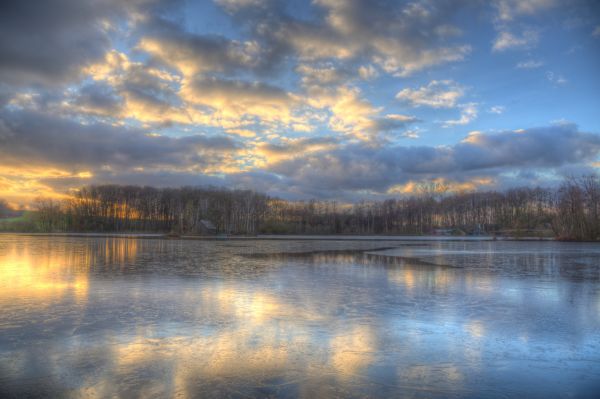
[1,176,599,240]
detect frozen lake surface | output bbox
[0,235,599,398]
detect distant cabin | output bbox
[198,219,217,235]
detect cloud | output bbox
[296,63,351,87]
[181,77,296,125]
[388,177,494,195]
[0,109,240,171]
[494,0,557,21]
[546,71,567,86]
[401,130,420,140]
[307,85,418,140]
[137,18,266,77]
[215,0,269,13]
[71,83,124,117]
[516,60,544,69]
[0,0,115,86]
[262,124,600,196]
[1,0,598,203]
[593,26,600,37]
[221,0,471,77]
[82,50,188,125]
[313,0,471,76]
[396,80,464,108]
[358,65,378,80]
[488,105,505,114]
[0,0,176,87]
[1,108,599,201]
[255,136,339,165]
[493,29,539,51]
[443,103,478,127]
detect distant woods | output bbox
[1,176,600,240]
[0,199,14,218]
[27,186,269,235]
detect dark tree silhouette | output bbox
[2,175,599,240]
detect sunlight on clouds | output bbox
[254,137,339,166]
[0,0,597,203]
[180,77,300,127]
[226,128,257,138]
[84,50,131,82]
[358,64,378,80]
[137,36,262,77]
[0,166,90,207]
[462,131,484,144]
[305,85,405,141]
[388,177,494,195]
[328,87,381,139]
[83,50,192,125]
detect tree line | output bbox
[1,176,599,240]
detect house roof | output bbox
[199,219,216,230]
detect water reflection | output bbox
[0,236,599,398]
[0,237,144,310]
[0,240,90,307]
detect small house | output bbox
[198,219,217,235]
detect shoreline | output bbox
[0,232,556,241]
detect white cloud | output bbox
[489,106,505,114]
[546,71,567,86]
[593,26,600,37]
[516,60,543,69]
[396,80,464,108]
[495,0,557,21]
[401,130,420,139]
[444,103,478,127]
[493,29,539,51]
[550,118,570,126]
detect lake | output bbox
[0,235,599,398]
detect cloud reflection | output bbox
[1,237,600,397]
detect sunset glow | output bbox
[0,0,598,207]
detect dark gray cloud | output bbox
[73,83,124,116]
[1,0,599,203]
[369,115,420,136]
[217,0,473,76]
[263,124,600,194]
[138,17,272,76]
[39,169,230,192]
[0,109,239,169]
[0,0,181,87]
[0,0,117,86]
[258,136,339,156]
[2,106,598,200]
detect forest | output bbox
[1,175,599,241]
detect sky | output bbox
[0,0,599,206]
